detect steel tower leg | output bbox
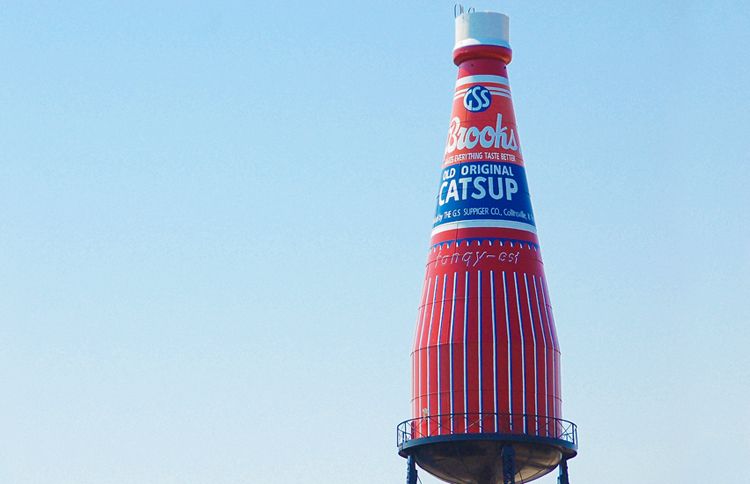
[557,458,570,484]
[406,455,418,484]
[501,446,516,484]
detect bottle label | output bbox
[432,162,535,233]
[432,75,536,235]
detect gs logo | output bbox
[463,85,491,112]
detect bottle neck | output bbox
[453,46,513,89]
[453,45,512,66]
[433,43,534,243]
[446,44,521,168]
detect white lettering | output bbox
[445,114,519,154]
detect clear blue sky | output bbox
[1,1,748,483]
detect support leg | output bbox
[557,458,570,484]
[501,446,516,484]
[406,455,418,484]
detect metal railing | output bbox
[397,412,577,448]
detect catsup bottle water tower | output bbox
[397,7,578,484]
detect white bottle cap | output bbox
[454,11,510,50]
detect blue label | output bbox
[463,85,492,112]
[433,162,535,229]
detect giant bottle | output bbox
[397,10,577,484]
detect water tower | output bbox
[397,7,578,483]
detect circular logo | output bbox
[463,85,492,112]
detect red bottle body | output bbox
[411,44,562,440]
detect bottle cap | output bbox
[454,11,510,50]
